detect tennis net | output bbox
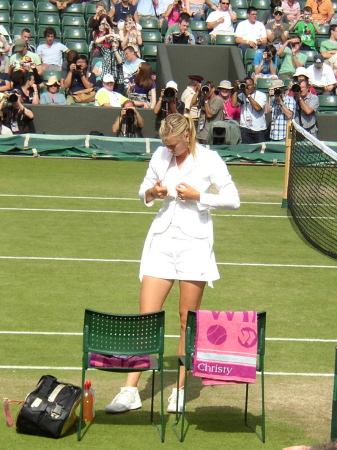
[288,121,337,260]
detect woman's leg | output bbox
[125,275,174,387]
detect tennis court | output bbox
[0,156,336,449]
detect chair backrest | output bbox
[318,95,337,112]
[83,308,165,356]
[215,34,236,46]
[256,77,275,92]
[37,13,61,27]
[63,27,87,41]
[231,0,248,9]
[12,11,35,25]
[12,1,35,13]
[190,21,208,32]
[139,18,159,30]
[66,41,89,55]
[0,0,9,11]
[142,30,162,43]
[62,15,86,29]
[61,2,84,15]
[36,1,58,15]
[37,26,61,41]
[142,43,157,60]
[42,69,62,82]
[250,0,270,9]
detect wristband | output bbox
[204,100,209,103]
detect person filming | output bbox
[112,99,144,137]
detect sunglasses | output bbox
[221,2,230,4]
[274,11,282,15]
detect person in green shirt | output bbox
[289,6,321,50]
[277,36,308,79]
[320,24,337,59]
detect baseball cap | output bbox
[270,79,285,89]
[14,38,26,52]
[218,80,234,89]
[103,74,115,83]
[274,6,283,13]
[314,54,324,65]
[166,80,178,91]
[293,67,309,78]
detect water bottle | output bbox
[82,380,95,422]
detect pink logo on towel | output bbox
[238,327,257,348]
[207,325,227,345]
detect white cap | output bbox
[166,80,178,91]
[103,74,115,83]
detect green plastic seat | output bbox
[0,11,10,28]
[318,24,329,36]
[61,3,84,15]
[190,20,208,32]
[63,27,87,41]
[42,70,62,82]
[12,11,35,26]
[142,43,157,60]
[215,34,236,46]
[172,310,267,443]
[12,1,35,13]
[318,95,337,113]
[230,0,248,8]
[0,0,9,11]
[256,77,275,92]
[142,30,162,43]
[62,15,86,29]
[78,308,165,442]
[234,8,248,21]
[37,26,61,41]
[65,41,89,56]
[85,3,96,19]
[37,13,61,28]
[250,0,270,9]
[12,25,36,38]
[36,2,58,15]
[139,18,159,30]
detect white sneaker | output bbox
[105,387,142,414]
[167,387,185,413]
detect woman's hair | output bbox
[159,113,197,157]
[66,50,79,68]
[123,14,136,32]
[133,62,153,92]
[18,71,34,87]
[93,14,114,32]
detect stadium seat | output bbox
[85,3,96,19]
[244,48,261,70]
[37,14,61,28]
[147,60,156,74]
[172,310,266,443]
[215,34,236,46]
[62,15,86,30]
[256,77,275,92]
[0,11,10,30]
[231,0,248,8]
[42,70,62,82]
[318,24,329,37]
[190,21,208,32]
[302,50,315,67]
[12,11,35,27]
[142,43,157,60]
[63,28,87,42]
[61,3,84,15]
[12,25,36,38]
[77,309,165,442]
[234,8,248,22]
[36,2,58,15]
[65,41,89,56]
[12,1,35,13]
[139,18,159,30]
[142,30,162,43]
[0,0,9,12]
[90,56,102,71]
[318,95,337,113]
[250,0,270,9]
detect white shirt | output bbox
[181,86,199,119]
[238,90,267,131]
[95,88,126,107]
[156,0,173,15]
[36,42,68,67]
[206,10,235,34]
[306,63,336,87]
[235,19,267,43]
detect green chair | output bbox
[63,27,87,42]
[12,1,35,13]
[0,11,10,29]
[85,3,96,19]
[142,30,162,43]
[256,77,275,92]
[190,20,208,32]
[42,70,62,82]
[244,48,261,69]
[318,95,337,113]
[303,50,315,67]
[65,41,89,56]
[61,3,84,15]
[318,24,329,37]
[139,18,159,30]
[230,0,248,8]
[77,308,165,442]
[142,43,157,60]
[62,15,86,30]
[37,14,61,28]
[0,0,9,12]
[12,25,36,38]
[215,34,236,46]
[12,11,35,27]
[250,0,270,9]
[172,310,267,443]
[234,8,248,21]
[36,2,58,15]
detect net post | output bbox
[282,120,293,209]
[331,347,337,441]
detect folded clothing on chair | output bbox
[193,310,257,385]
[89,353,151,369]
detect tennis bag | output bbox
[16,375,81,438]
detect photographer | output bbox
[0,90,34,134]
[193,81,224,144]
[165,13,195,44]
[265,79,295,141]
[293,79,319,137]
[154,80,185,118]
[266,6,290,45]
[63,55,96,105]
[277,37,307,80]
[112,99,144,137]
[231,77,267,143]
[96,33,125,94]
[288,7,321,51]
[253,44,278,83]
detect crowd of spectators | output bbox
[0,0,336,138]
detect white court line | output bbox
[0,366,332,376]
[0,331,336,343]
[0,194,280,205]
[0,255,336,269]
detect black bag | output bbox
[16,375,81,438]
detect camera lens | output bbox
[8,93,18,103]
[163,87,175,99]
[239,82,247,90]
[291,83,301,93]
[201,84,210,95]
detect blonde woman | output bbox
[119,14,142,54]
[105,113,240,415]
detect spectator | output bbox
[253,44,279,83]
[235,7,267,56]
[165,12,196,43]
[305,0,334,25]
[277,37,307,80]
[112,0,140,27]
[88,2,114,31]
[9,39,43,78]
[40,76,67,105]
[119,14,143,54]
[206,0,237,43]
[288,6,321,50]
[262,0,289,25]
[0,90,34,134]
[92,59,103,86]
[63,55,96,104]
[266,7,290,45]
[20,28,35,53]
[95,73,128,106]
[37,27,69,71]
[15,71,39,105]
[181,75,203,123]
[185,0,207,21]
[0,32,10,73]
[320,24,337,59]
[61,50,78,87]
[306,53,336,94]
[293,78,319,136]
[265,79,296,140]
[123,45,145,92]
[328,51,337,79]
[49,0,76,11]
[164,0,187,27]
[217,79,240,122]
[231,77,267,144]
[127,62,156,108]
[97,34,125,94]
[288,66,318,94]
[154,80,185,124]
[0,70,11,92]
[157,0,176,27]
[92,14,115,58]
[112,99,144,136]
[281,0,301,23]
[194,81,224,144]
[136,0,158,20]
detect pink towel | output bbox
[89,353,151,369]
[193,311,258,385]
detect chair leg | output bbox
[244,379,265,443]
[172,361,188,442]
[77,365,86,441]
[150,369,165,442]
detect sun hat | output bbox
[293,67,309,78]
[270,79,285,89]
[166,80,178,91]
[103,74,115,83]
[46,76,60,86]
[218,80,234,89]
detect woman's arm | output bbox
[149,86,156,109]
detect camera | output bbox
[125,108,135,119]
[76,64,82,71]
[291,82,301,93]
[201,84,210,95]
[163,87,176,100]
[8,90,20,103]
[239,81,247,90]
[303,14,310,19]
[274,87,281,98]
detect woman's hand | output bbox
[176,183,200,201]
[149,180,168,200]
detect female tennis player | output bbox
[106,113,240,414]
